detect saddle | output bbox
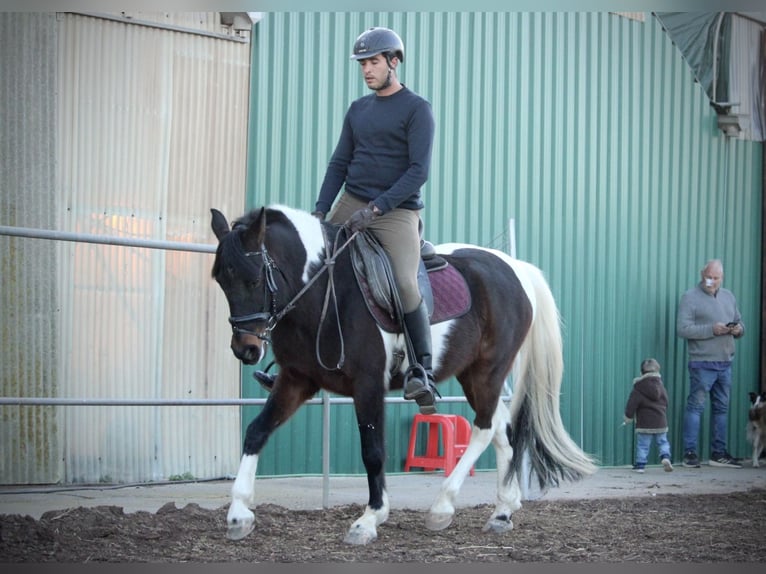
[350,230,472,333]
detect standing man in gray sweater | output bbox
[677,259,745,468]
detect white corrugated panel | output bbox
[55,12,251,484]
[81,11,257,39]
[109,12,229,34]
[0,12,250,485]
[728,13,765,140]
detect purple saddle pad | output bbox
[363,263,471,333]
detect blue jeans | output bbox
[635,432,671,465]
[682,363,732,455]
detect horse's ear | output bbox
[242,207,267,247]
[210,208,230,240]
[256,207,267,244]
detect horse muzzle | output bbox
[230,330,267,364]
[231,321,270,365]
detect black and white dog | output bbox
[747,392,766,468]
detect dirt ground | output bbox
[2,488,765,563]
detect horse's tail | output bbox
[506,262,598,490]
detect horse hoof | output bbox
[227,521,255,541]
[482,516,514,534]
[226,507,255,541]
[343,525,377,545]
[425,512,453,531]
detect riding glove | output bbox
[346,203,380,233]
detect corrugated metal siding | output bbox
[728,14,765,140]
[105,12,231,34]
[1,12,251,484]
[244,12,762,473]
[0,13,61,484]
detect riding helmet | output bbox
[350,27,404,62]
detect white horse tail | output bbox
[506,262,598,489]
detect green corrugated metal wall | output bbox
[241,12,763,474]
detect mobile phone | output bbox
[726,322,738,327]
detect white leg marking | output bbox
[343,490,390,545]
[752,424,762,468]
[226,454,258,540]
[426,422,494,531]
[483,401,520,533]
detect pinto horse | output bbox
[210,204,596,545]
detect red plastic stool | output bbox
[404,413,475,477]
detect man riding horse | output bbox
[253,27,438,413]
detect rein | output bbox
[228,226,358,370]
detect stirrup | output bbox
[403,364,438,414]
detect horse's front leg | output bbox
[227,378,312,541]
[343,391,388,545]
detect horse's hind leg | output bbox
[426,399,521,533]
[425,399,520,534]
[482,401,521,534]
[424,420,494,531]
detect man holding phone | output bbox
[677,259,745,468]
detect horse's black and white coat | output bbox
[211,204,596,545]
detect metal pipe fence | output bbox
[0,395,481,406]
[1,223,492,506]
[0,225,217,253]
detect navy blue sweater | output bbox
[315,86,435,215]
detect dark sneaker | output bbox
[632,464,645,474]
[252,370,276,392]
[682,450,701,468]
[661,457,673,472]
[709,452,742,468]
[403,365,438,415]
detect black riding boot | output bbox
[403,300,437,414]
[252,361,276,392]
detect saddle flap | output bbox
[350,231,470,333]
[350,231,397,320]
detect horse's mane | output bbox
[213,206,339,286]
[233,207,291,229]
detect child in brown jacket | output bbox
[624,358,673,473]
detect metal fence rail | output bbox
[0,395,483,406]
[1,223,503,506]
[0,225,217,253]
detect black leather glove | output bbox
[346,203,379,233]
[311,210,325,221]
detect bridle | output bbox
[226,224,359,369]
[227,243,281,339]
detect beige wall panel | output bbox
[2,10,249,486]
